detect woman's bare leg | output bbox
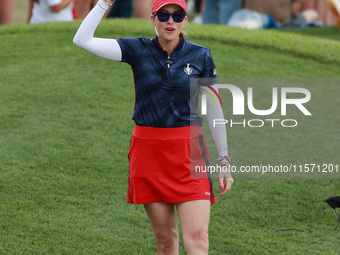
[144,202,179,255]
[176,200,211,255]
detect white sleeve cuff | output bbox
[97,0,110,11]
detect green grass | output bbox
[0,20,339,254]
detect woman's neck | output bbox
[158,37,181,56]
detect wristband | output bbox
[98,0,114,10]
[217,155,231,166]
[97,0,109,10]
[104,0,115,5]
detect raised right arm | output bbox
[73,0,122,61]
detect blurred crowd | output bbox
[0,0,339,28]
[199,0,340,28]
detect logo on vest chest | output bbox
[184,63,193,75]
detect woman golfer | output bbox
[74,0,233,254]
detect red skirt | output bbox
[127,125,215,204]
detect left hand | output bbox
[218,172,234,197]
[217,156,234,197]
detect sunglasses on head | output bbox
[154,11,186,23]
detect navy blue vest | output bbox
[117,36,217,127]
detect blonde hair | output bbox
[182,20,188,39]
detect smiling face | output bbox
[151,4,187,44]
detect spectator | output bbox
[191,0,205,24]
[244,0,319,27]
[75,0,165,20]
[292,0,336,25]
[327,0,340,26]
[74,0,113,19]
[132,0,153,19]
[0,0,13,25]
[107,0,132,18]
[74,0,96,19]
[28,0,76,24]
[196,0,203,14]
[203,0,242,24]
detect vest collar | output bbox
[153,35,185,55]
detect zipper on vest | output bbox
[166,56,173,69]
[166,55,172,87]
